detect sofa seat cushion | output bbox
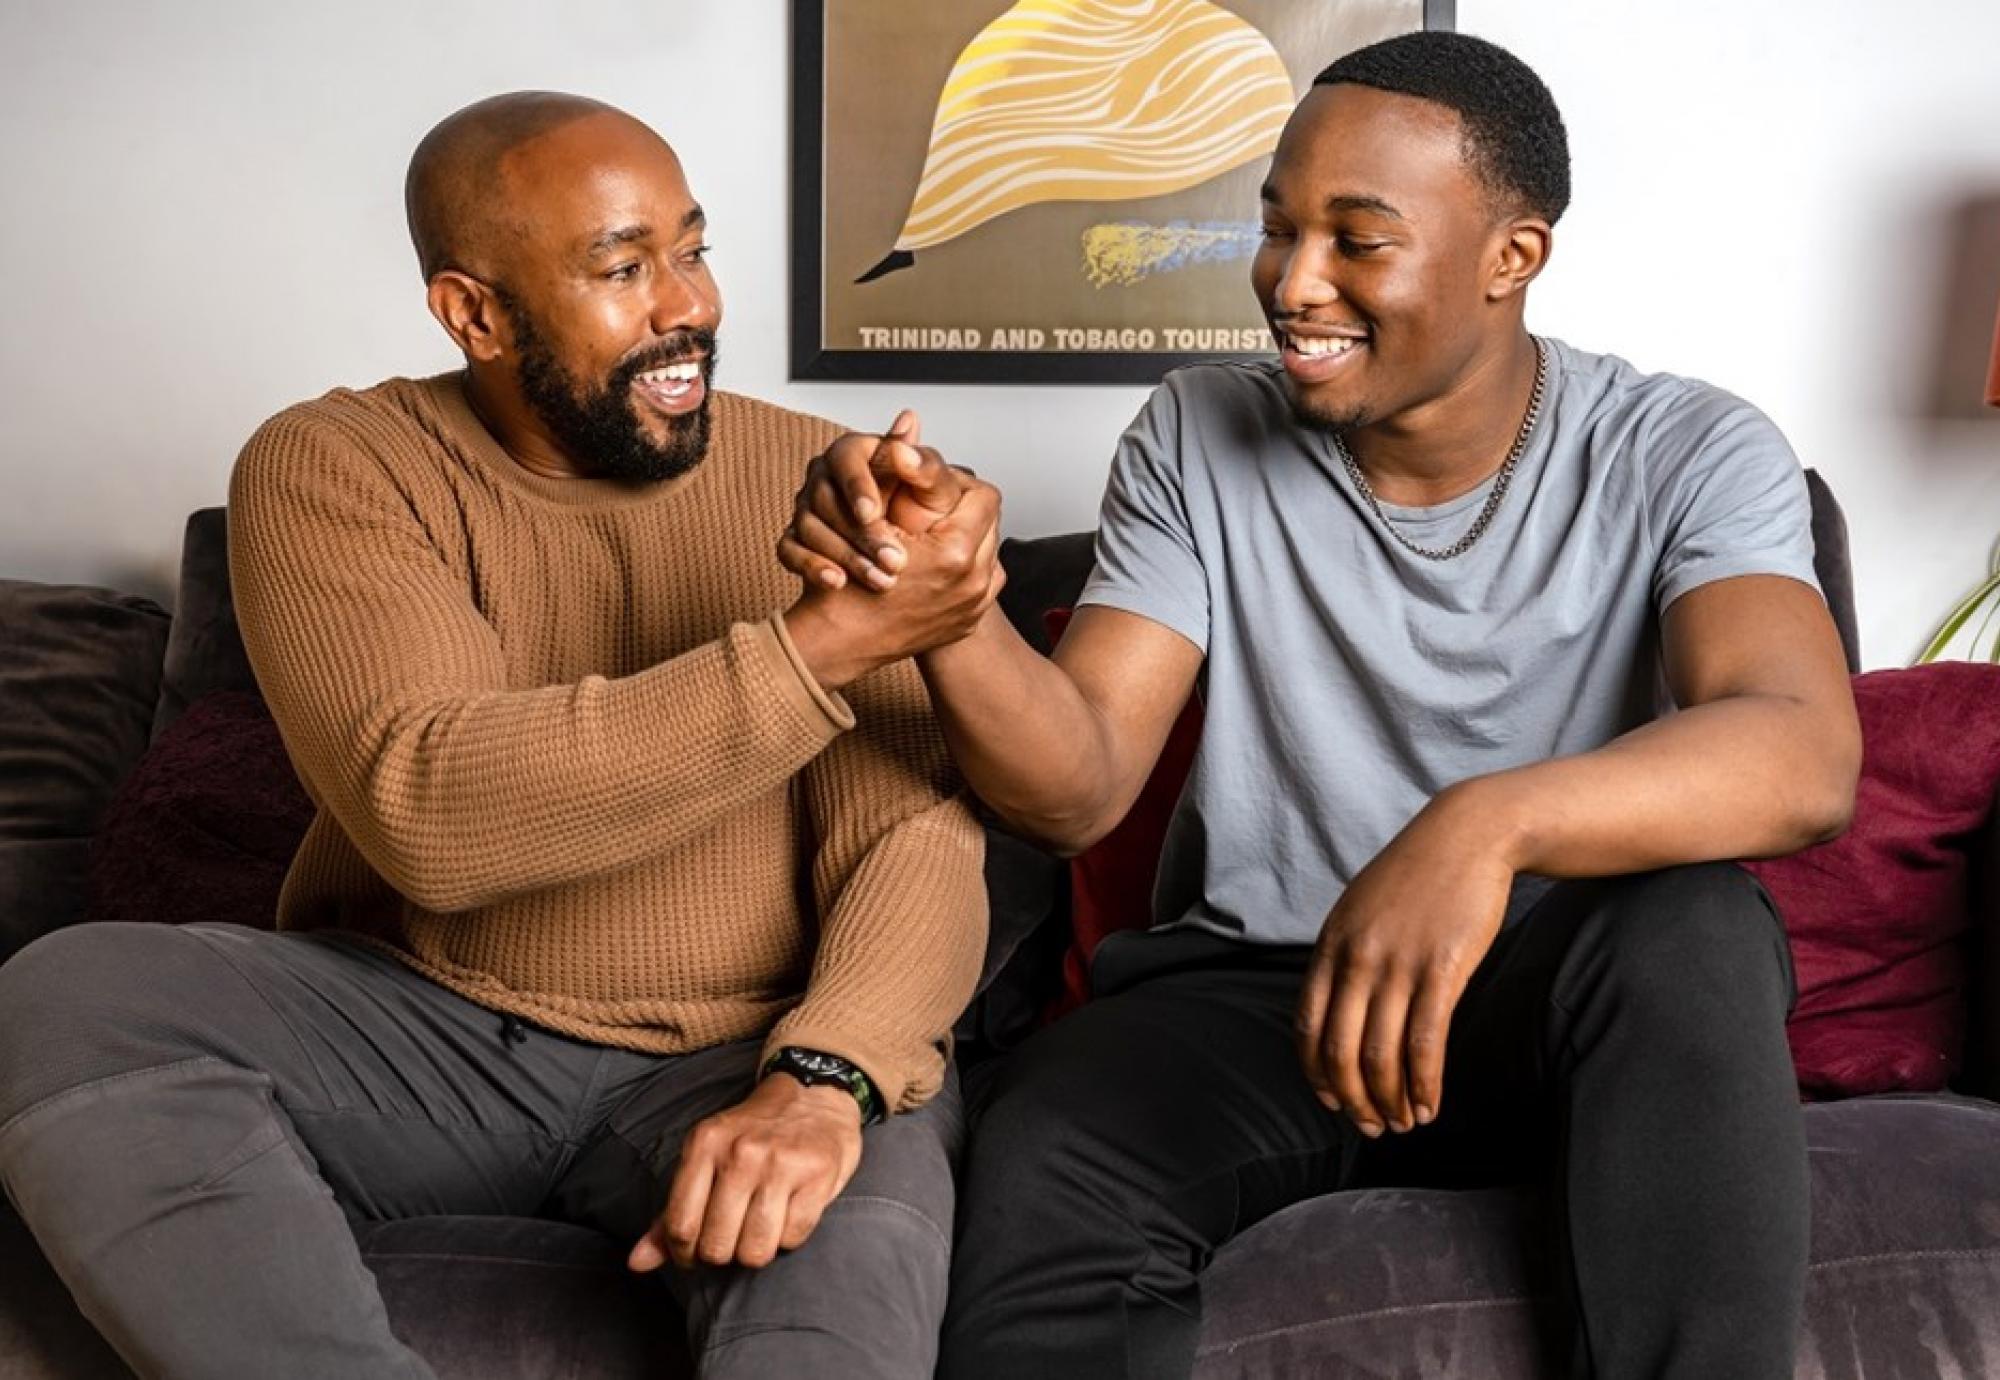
[1192,1093,2000,1378]
[353,1216,689,1378]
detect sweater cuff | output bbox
[758,613,855,734]
[759,1018,942,1117]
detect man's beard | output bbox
[500,291,718,483]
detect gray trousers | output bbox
[0,922,961,1380]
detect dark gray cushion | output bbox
[152,509,256,739]
[997,532,1096,652]
[955,828,1071,1062]
[0,581,169,960]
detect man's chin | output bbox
[1283,383,1368,436]
[606,399,709,483]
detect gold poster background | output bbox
[819,0,1428,354]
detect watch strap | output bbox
[762,1046,885,1126]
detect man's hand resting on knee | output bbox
[1296,788,1516,1140]
[629,1074,864,1272]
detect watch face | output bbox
[788,1049,847,1077]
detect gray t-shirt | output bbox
[1078,337,1821,946]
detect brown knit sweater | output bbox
[227,375,987,1111]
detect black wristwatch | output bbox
[762,1046,885,1126]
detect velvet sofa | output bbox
[2,480,1998,1379]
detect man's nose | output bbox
[1273,246,1338,316]
[649,265,719,337]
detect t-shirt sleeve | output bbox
[1644,387,1822,614]
[1076,378,1210,651]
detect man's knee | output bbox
[0,923,226,1122]
[688,1183,954,1380]
[1565,863,1794,1034]
[817,1188,952,1274]
[961,1051,1133,1228]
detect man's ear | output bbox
[1486,217,1552,302]
[426,271,508,362]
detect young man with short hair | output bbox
[783,33,1859,1379]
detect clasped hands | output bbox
[776,410,1005,691]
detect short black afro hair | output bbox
[1313,31,1570,224]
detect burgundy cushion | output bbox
[1746,662,2000,1097]
[87,691,313,931]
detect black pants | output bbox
[939,863,1808,1379]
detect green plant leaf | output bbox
[1918,569,2000,663]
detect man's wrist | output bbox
[1429,773,1536,873]
[917,601,1005,674]
[761,1046,885,1126]
[781,600,875,693]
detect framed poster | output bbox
[792,0,1455,384]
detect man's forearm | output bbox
[767,797,988,1113]
[1450,692,1859,881]
[259,617,849,913]
[916,608,1133,854]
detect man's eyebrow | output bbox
[1326,194,1404,220]
[582,207,706,257]
[1256,183,1405,222]
[584,224,652,256]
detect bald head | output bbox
[405,91,629,282]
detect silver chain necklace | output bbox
[1332,337,1549,562]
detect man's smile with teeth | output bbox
[1286,334,1361,357]
[630,356,709,417]
[636,360,703,386]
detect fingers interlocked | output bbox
[778,411,974,592]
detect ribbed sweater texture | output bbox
[226,375,987,1110]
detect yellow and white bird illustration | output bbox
[857,0,1295,283]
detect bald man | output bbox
[0,93,1001,1379]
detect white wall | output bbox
[2,0,1996,666]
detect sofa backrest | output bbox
[153,509,258,738]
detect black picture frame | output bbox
[791,0,1455,384]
